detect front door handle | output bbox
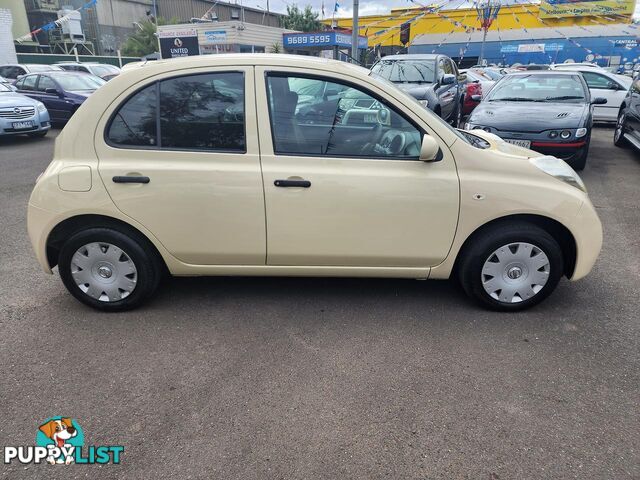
[274,179,311,188]
[112,176,150,184]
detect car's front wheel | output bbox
[58,228,162,311]
[458,222,564,311]
[614,110,628,147]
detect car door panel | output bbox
[95,66,266,265]
[255,67,460,268]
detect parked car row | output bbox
[0,63,114,137]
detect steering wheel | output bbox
[379,130,406,155]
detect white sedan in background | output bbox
[555,66,632,122]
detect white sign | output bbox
[204,30,226,44]
[518,43,546,53]
[158,28,197,39]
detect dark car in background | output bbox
[55,62,121,81]
[614,73,640,151]
[460,68,503,116]
[0,64,62,84]
[465,71,606,170]
[14,71,105,125]
[370,54,463,126]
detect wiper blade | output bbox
[490,97,537,102]
[545,95,584,101]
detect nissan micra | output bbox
[27,54,602,312]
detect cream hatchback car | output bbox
[28,54,602,312]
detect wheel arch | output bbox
[452,214,577,278]
[46,214,167,272]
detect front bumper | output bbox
[528,140,588,161]
[0,111,50,136]
[568,198,603,281]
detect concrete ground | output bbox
[0,127,638,479]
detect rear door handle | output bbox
[112,176,150,184]
[274,179,311,188]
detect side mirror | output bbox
[592,97,607,105]
[419,135,442,162]
[441,74,455,85]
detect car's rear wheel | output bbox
[58,228,162,311]
[614,111,628,147]
[458,222,564,311]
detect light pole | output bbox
[351,0,359,64]
[475,0,500,66]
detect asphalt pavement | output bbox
[0,127,638,479]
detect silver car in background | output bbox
[0,83,50,138]
[553,65,632,122]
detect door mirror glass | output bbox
[441,74,455,85]
[419,135,441,162]
[592,97,607,105]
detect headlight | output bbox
[560,130,571,139]
[530,156,586,192]
[36,102,47,113]
[576,127,587,138]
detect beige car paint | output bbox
[27,54,602,284]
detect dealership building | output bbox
[410,24,640,68]
[329,2,640,68]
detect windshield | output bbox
[486,74,587,103]
[371,59,436,84]
[51,73,106,91]
[479,69,503,81]
[90,64,119,76]
[27,64,61,72]
[0,83,12,93]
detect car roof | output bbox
[377,54,441,61]
[507,70,582,76]
[119,53,369,77]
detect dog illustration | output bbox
[38,418,77,464]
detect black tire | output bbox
[614,110,628,147]
[58,227,162,312]
[28,130,48,138]
[458,222,564,311]
[566,133,590,171]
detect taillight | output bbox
[466,82,482,97]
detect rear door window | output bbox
[159,72,245,151]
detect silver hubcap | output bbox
[70,242,137,302]
[481,242,550,304]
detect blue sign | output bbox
[283,32,367,49]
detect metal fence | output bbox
[16,52,141,67]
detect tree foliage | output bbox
[121,17,176,57]
[281,5,322,32]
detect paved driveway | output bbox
[0,127,638,479]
